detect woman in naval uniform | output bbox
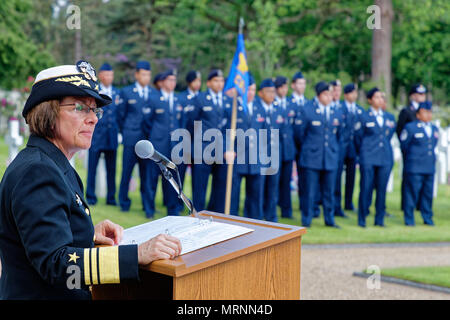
[0,61,181,299]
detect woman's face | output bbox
[53,96,98,158]
[369,91,384,109]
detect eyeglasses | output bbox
[60,103,103,119]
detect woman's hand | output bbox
[138,234,182,265]
[94,219,124,245]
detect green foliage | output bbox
[0,0,448,108]
[246,0,283,79]
[0,0,54,89]
[392,0,450,105]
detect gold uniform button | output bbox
[85,208,90,215]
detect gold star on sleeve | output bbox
[68,252,80,263]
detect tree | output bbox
[0,0,54,89]
[371,0,393,107]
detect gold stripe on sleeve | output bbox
[98,246,120,284]
[90,248,99,285]
[83,248,91,285]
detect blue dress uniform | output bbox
[0,136,139,299]
[334,84,364,215]
[225,96,268,219]
[142,82,184,216]
[184,81,231,212]
[117,77,154,216]
[258,96,285,222]
[275,81,297,219]
[290,91,309,215]
[397,84,427,211]
[176,80,200,213]
[294,91,342,228]
[86,83,120,205]
[400,103,437,226]
[355,93,396,227]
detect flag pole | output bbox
[224,18,245,215]
[224,92,237,215]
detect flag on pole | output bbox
[224,32,250,113]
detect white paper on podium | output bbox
[120,216,254,255]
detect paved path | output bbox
[301,243,450,299]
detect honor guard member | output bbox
[153,72,164,90]
[0,61,181,299]
[312,81,342,218]
[184,69,231,212]
[178,70,202,130]
[325,80,342,217]
[175,70,202,213]
[400,101,438,226]
[274,76,296,219]
[294,81,342,228]
[333,83,363,216]
[226,74,267,219]
[379,91,394,217]
[179,70,202,136]
[290,71,309,215]
[290,71,308,109]
[397,83,427,211]
[117,60,154,217]
[143,70,183,216]
[86,63,120,206]
[354,87,396,228]
[365,92,393,217]
[330,80,342,109]
[258,78,284,222]
[397,83,427,138]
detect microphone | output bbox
[135,140,176,170]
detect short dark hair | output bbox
[25,100,60,139]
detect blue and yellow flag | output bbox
[224,33,249,113]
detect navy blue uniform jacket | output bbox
[400,121,439,174]
[0,136,139,299]
[90,86,120,151]
[354,109,396,168]
[294,98,343,171]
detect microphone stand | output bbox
[156,162,199,218]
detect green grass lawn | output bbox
[377,266,450,288]
[1,137,450,244]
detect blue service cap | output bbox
[248,73,255,86]
[409,83,427,95]
[330,79,341,87]
[160,69,177,81]
[274,76,287,88]
[366,87,380,99]
[292,71,304,81]
[153,72,163,85]
[315,81,330,96]
[344,83,356,94]
[417,101,432,112]
[259,78,275,90]
[136,60,151,71]
[99,63,113,71]
[186,70,201,83]
[207,69,224,80]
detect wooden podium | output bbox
[91,211,306,300]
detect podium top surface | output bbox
[143,211,307,277]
